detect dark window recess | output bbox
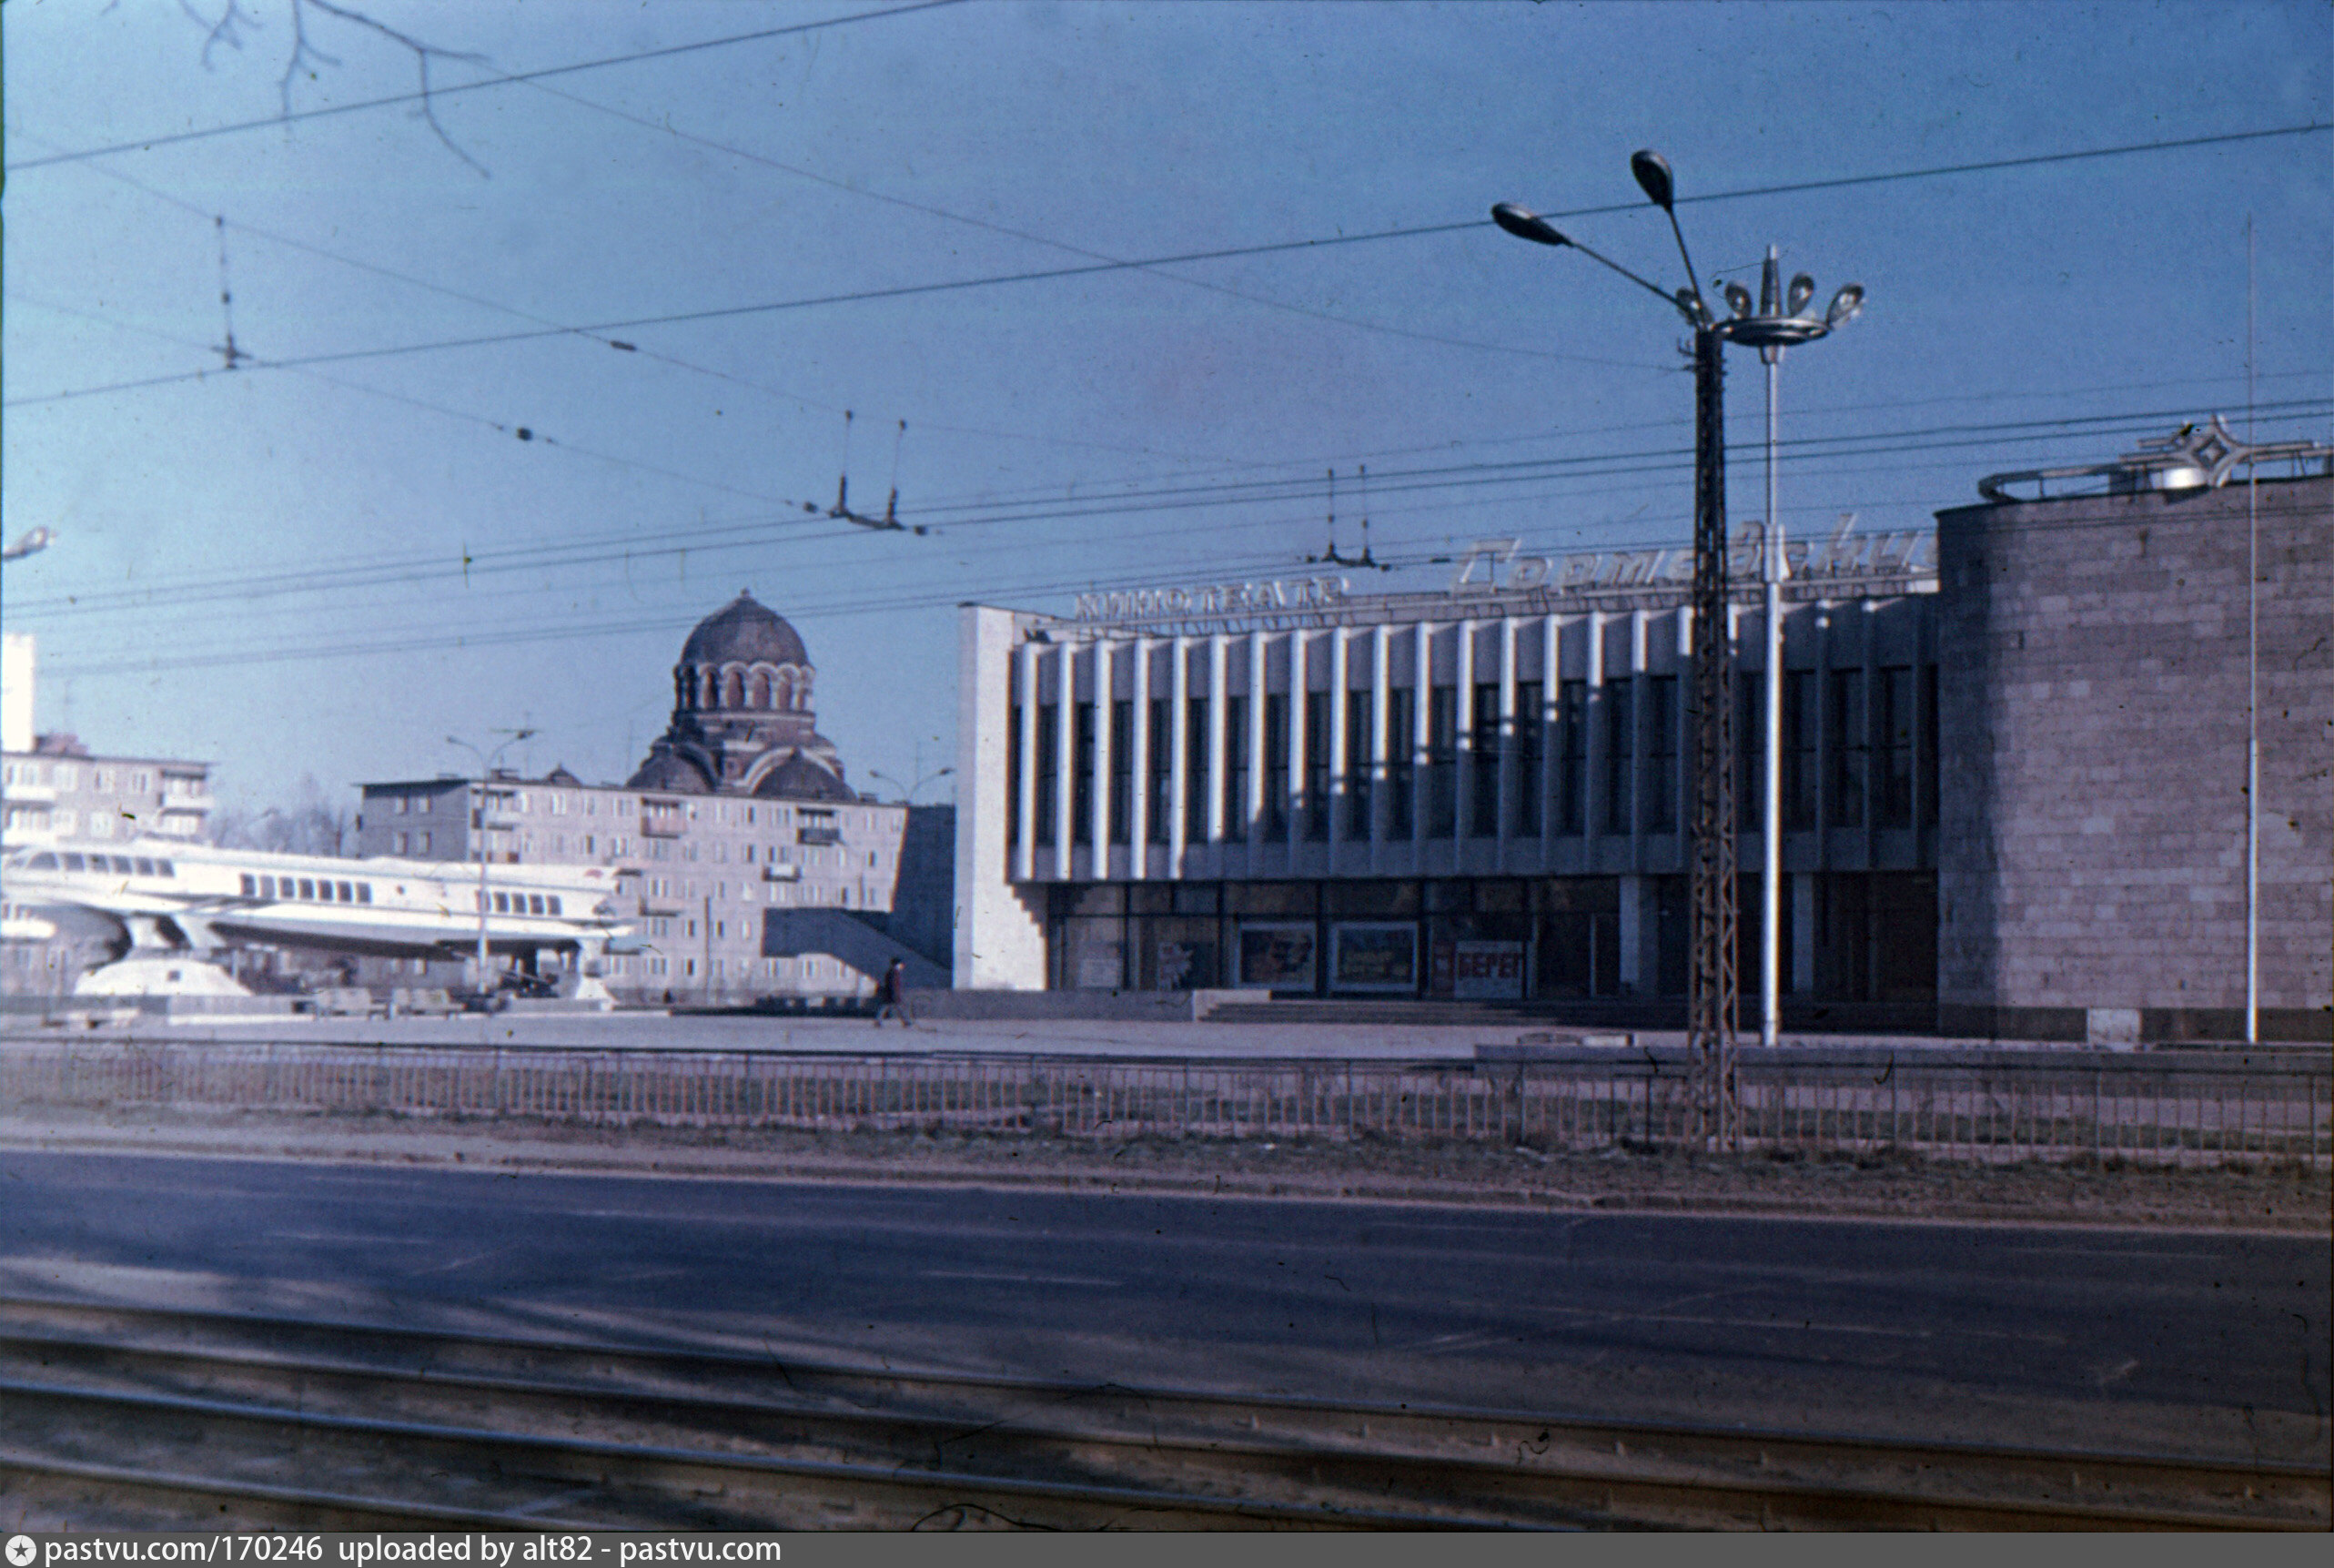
[1147,698,1172,845]
[1736,678,1763,826]
[1034,703,1059,845]
[1470,681,1501,837]
[1513,681,1542,836]
[1876,665,1915,828]
[1303,692,1330,842]
[1262,693,1290,844]
[1005,703,1023,850]
[1783,670,1818,830]
[1073,700,1096,845]
[1386,686,1415,838]
[1344,688,1374,839]
[1557,679,1586,835]
[1920,664,1941,826]
[1828,669,1866,828]
[1185,697,1211,842]
[1108,698,1133,845]
[1602,679,1634,835]
[1222,695,1248,843]
[1427,684,1457,838]
[1646,674,1678,833]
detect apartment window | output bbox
[1302,691,1329,842]
[393,831,409,855]
[1072,701,1096,845]
[1646,674,1678,833]
[1470,681,1501,837]
[1005,704,1023,846]
[1034,702,1059,845]
[1147,698,1171,845]
[1828,668,1867,827]
[1557,679,1586,835]
[1262,692,1289,844]
[1386,686,1415,837]
[1876,665,1915,828]
[1108,698,1133,845]
[1185,697,1210,842]
[1343,688,1373,839]
[1222,694,1248,842]
[419,831,431,854]
[1602,680,1634,834]
[1426,684,1457,838]
[1513,680,1543,836]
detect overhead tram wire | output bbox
[39,106,2325,496]
[17,133,1248,475]
[4,0,969,174]
[2,292,846,529]
[14,410,2315,667]
[12,122,2328,412]
[9,395,2327,624]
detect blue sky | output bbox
[5,0,2328,816]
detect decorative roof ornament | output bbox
[1979,416,2334,502]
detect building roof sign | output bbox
[1055,515,1934,636]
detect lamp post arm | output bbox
[1562,234,1696,319]
[1661,207,1710,326]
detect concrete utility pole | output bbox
[1493,157,1861,1145]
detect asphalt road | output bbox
[0,1151,2322,1461]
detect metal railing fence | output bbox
[2,1041,2326,1168]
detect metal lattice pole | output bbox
[1688,324,1739,1147]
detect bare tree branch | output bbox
[180,0,265,70]
[297,0,491,177]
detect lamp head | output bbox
[1630,149,1676,211]
[1723,281,1755,319]
[1825,284,1865,327]
[1490,202,1571,247]
[1787,273,1816,316]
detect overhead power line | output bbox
[4,0,967,173]
[11,121,2328,411]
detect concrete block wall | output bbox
[1935,475,2331,1040]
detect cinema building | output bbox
[954,428,2332,1039]
[955,521,1945,1023]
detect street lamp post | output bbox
[1492,154,1861,1145]
[1724,249,1865,1051]
[446,729,536,989]
[868,765,955,804]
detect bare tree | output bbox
[177,0,490,175]
[210,774,350,857]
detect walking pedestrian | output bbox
[873,956,913,1027]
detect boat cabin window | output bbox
[157,861,174,876]
[357,884,371,903]
[547,895,562,916]
[298,878,316,900]
[493,893,510,913]
[30,853,58,870]
[61,854,86,872]
[528,895,544,916]
[241,875,257,896]
[337,881,354,902]
[135,858,156,877]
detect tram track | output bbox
[0,1298,2321,1531]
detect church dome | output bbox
[680,592,810,670]
[755,752,854,803]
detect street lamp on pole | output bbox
[1721,250,1864,1051]
[868,765,955,804]
[446,729,536,990]
[1492,152,1861,1144]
